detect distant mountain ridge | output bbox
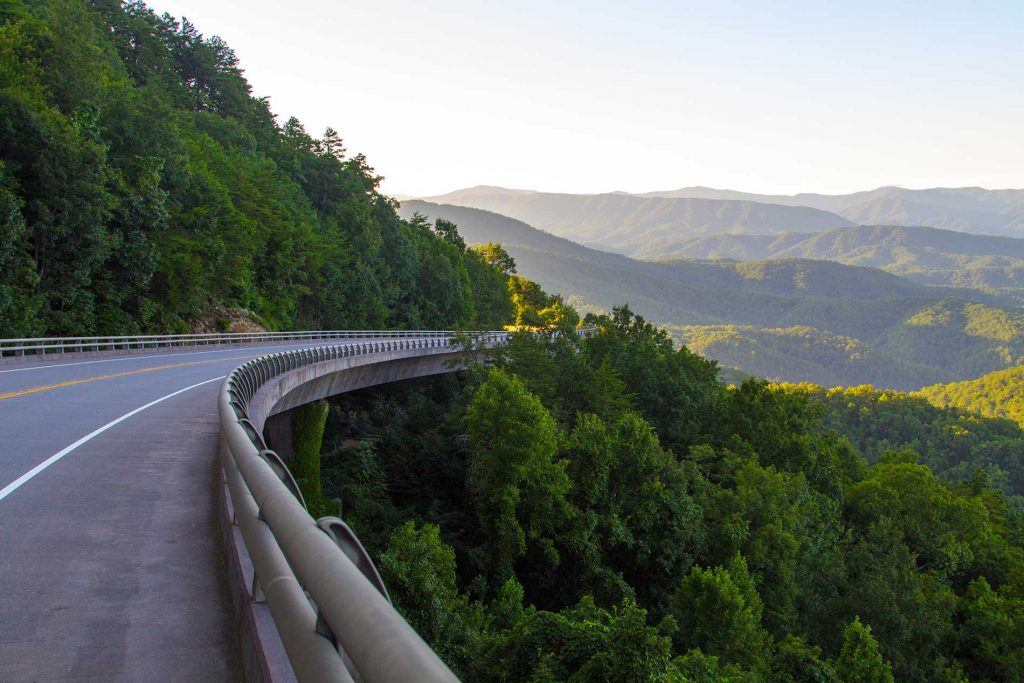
[643,186,1024,236]
[422,185,1024,245]
[400,200,1024,390]
[422,187,853,256]
[666,225,1024,295]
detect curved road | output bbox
[0,340,376,682]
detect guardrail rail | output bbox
[219,332,513,682]
[0,329,455,357]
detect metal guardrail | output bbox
[219,332,511,682]
[0,330,455,357]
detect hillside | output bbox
[669,224,1024,294]
[667,324,944,388]
[643,186,1024,236]
[917,365,1024,427]
[0,1,545,336]
[401,201,1024,389]
[796,383,1024,496]
[422,187,853,256]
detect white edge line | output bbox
[0,375,226,504]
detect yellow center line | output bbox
[0,355,252,400]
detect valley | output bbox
[402,199,1024,390]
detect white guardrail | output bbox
[0,330,453,357]
[219,332,507,682]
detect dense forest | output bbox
[313,308,1024,682]
[790,383,1024,505]
[0,0,552,336]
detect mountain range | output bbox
[423,187,853,256]
[423,186,1024,259]
[400,200,1024,390]
[640,186,1024,235]
[667,225,1024,296]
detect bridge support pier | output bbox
[263,410,296,461]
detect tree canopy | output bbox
[316,308,1024,681]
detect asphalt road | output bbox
[0,340,369,682]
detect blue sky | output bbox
[153,0,1024,196]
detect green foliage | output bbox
[561,411,703,609]
[584,305,721,451]
[918,364,1024,429]
[669,555,771,670]
[0,0,524,334]
[314,321,1024,682]
[291,400,334,517]
[475,596,679,683]
[508,274,580,329]
[957,577,1024,681]
[834,617,894,683]
[465,367,572,591]
[379,521,486,677]
[771,635,837,683]
[798,383,1024,501]
[465,247,514,328]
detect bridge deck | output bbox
[0,342,363,681]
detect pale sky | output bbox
[152,0,1024,197]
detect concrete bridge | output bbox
[0,331,505,682]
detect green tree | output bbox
[834,617,894,683]
[771,635,837,683]
[474,597,678,683]
[474,242,516,274]
[957,577,1024,681]
[669,554,771,670]
[379,521,485,677]
[584,305,722,451]
[465,368,573,589]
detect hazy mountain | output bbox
[669,225,1024,294]
[642,186,1024,236]
[421,187,853,256]
[400,201,1024,390]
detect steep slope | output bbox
[400,201,1024,389]
[0,1,518,336]
[917,365,1024,427]
[643,186,1024,236]
[670,225,1024,294]
[422,188,852,255]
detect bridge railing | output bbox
[219,332,514,682]
[0,329,456,357]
